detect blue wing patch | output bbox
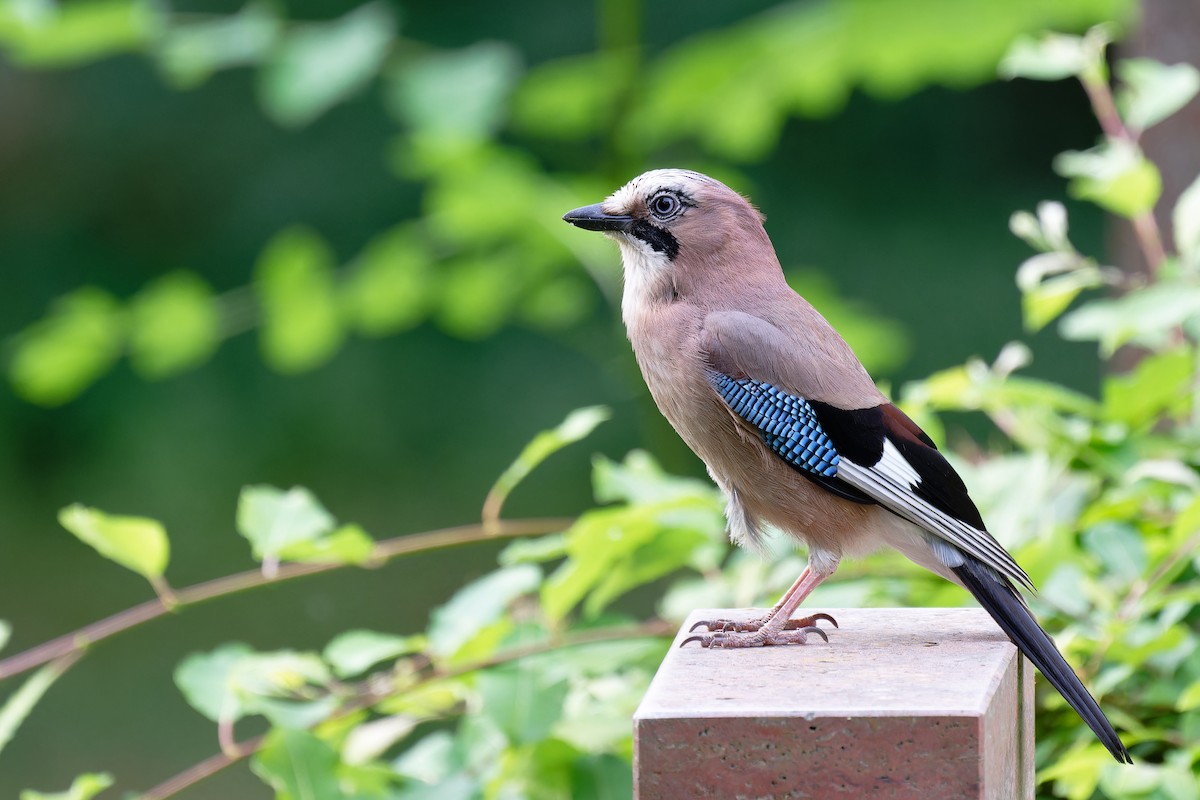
[710,373,839,477]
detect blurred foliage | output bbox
[2,0,1197,798]
[0,0,1139,405]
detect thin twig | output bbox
[139,734,266,800]
[1079,74,1168,275]
[136,619,674,799]
[1080,75,1126,141]
[0,517,573,683]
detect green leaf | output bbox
[1177,680,1200,712]
[1021,269,1102,332]
[1102,347,1193,427]
[323,629,426,678]
[1116,59,1200,132]
[387,41,522,139]
[255,227,345,374]
[9,287,124,406]
[0,662,71,757]
[342,714,419,766]
[415,146,550,246]
[556,671,651,753]
[1041,741,1109,800]
[0,620,10,653]
[1174,172,1200,265]
[570,753,634,800]
[499,534,568,565]
[0,0,156,67]
[427,564,541,658]
[542,498,723,623]
[376,678,469,720]
[58,504,169,580]
[627,3,1130,158]
[1054,138,1162,218]
[433,254,524,339]
[342,225,435,336]
[175,643,334,728]
[584,526,708,618]
[1060,281,1200,356]
[392,715,504,796]
[592,450,718,506]
[1014,249,1105,332]
[1009,201,1071,253]
[258,2,396,127]
[157,1,281,89]
[236,485,336,562]
[393,774,477,800]
[1098,763,1163,797]
[484,406,610,522]
[512,51,631,140]
[479,664,569,745]
[128,271,220,379]
[19,773,114,800]
[234,651,331,698]
[251,728,341,800]
[277,523,374,566]
[392,731,457,784]
[1000,31,1092,81]
[174,642,257,723]
[452,712,509,775]
[1082,522,1147,583]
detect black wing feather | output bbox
[953,558,1131,764]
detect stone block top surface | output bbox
[637,607,1017,722]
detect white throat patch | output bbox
[614,233,671,326]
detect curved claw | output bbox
[679,635,709,648]
[688,620,709,633]
[802,625,829,643]
[810,612,839,629]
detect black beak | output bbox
[562,203,633,232]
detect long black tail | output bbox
[953,557,1131,763]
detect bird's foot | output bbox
[687,612,838,634]
[680,625,829,648]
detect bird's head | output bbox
[562,170,769,301]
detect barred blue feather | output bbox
[710,373,839,477]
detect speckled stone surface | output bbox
[634,607,1034,800]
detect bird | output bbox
[562,168,1131,763]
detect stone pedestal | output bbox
[634,607,1034,799]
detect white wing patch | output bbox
[878,440,920,486]
[837,441,1034,591]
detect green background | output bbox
[0,1,1127,795]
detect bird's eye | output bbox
[649,193,681,219]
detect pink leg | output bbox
[683,561,839,647]
[688,566,837,634]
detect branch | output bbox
[138,734,266,800]
[0,517,573,683]
[1079,73,1168,275]
[137,618,675,799]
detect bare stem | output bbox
[0,517,573,683]
[1132,212,1168,273]
[136,618,674,799]
[1079,74,1168,276]
[138,734,266,800]
[1080,74,1127,141]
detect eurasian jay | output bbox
[562,169,1131,763]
